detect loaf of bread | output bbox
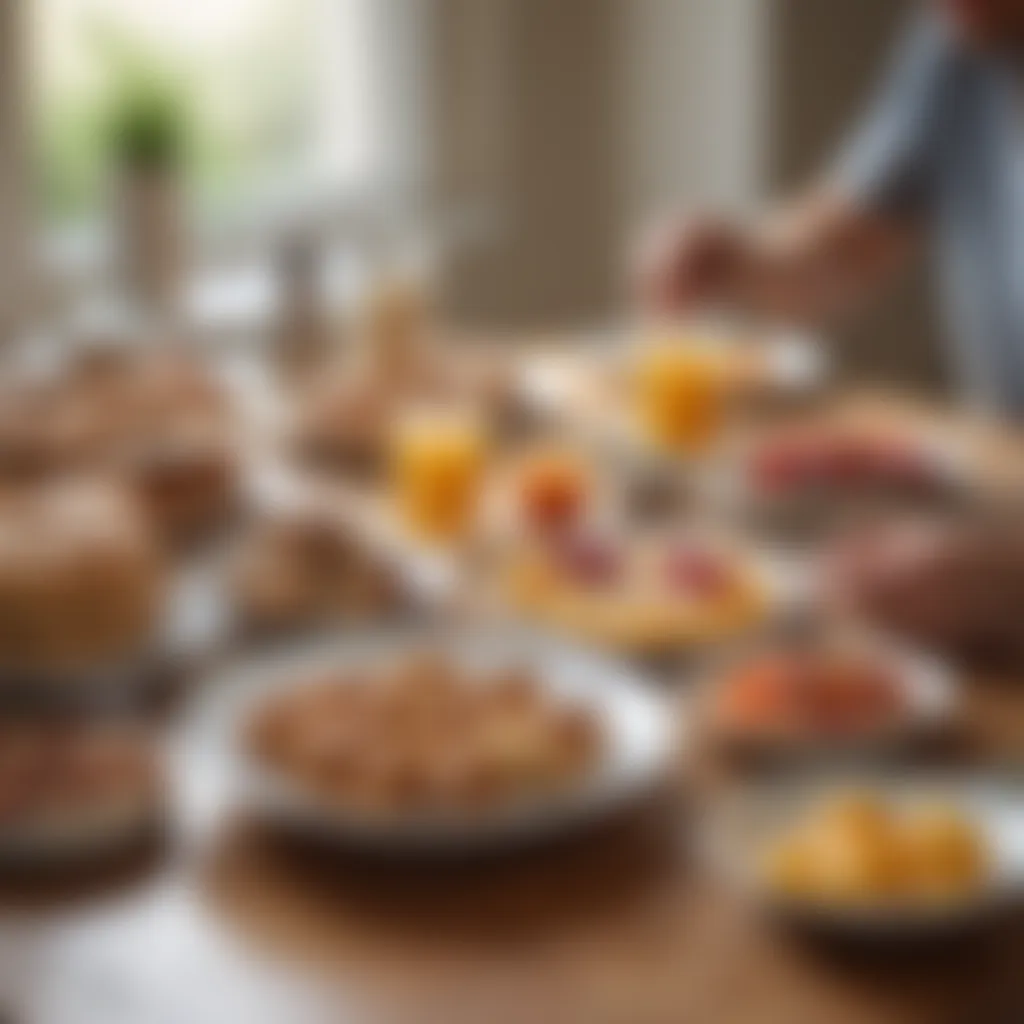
[0,480,163,674]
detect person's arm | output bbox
[635,16,948,323]
[635,194,914,322]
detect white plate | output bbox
[699,633,958,760]
[179,627,677,854]
[497,541,805,660]
[704,774,1024,939]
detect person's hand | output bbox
[825,522,968,645]
[825,518,1024,663]
[632,214,750,316]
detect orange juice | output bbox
[393,411,486,541]
[634,342,728,453]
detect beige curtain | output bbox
[409,0,767,330]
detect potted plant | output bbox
[101,57,191,316]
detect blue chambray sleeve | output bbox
[832,17,951,218]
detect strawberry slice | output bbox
[663,543,733,598]
[554,534,624,588]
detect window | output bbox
[33,0,380,230]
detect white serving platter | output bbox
[178,627,678,855]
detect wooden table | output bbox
[2,386,1024,1024]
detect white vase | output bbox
[115,166,185,317]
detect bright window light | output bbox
[33,0,379,225]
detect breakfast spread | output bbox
[0,318,1017,983]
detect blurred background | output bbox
[2,1,938,388]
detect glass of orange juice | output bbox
[392,408,487,542]
[634,338,729,454]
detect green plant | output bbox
[96,40,192,173]
[36,4,312,224]
[101,75,189,171]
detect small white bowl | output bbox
[703,775,1024,940]
[698,633,958,761]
